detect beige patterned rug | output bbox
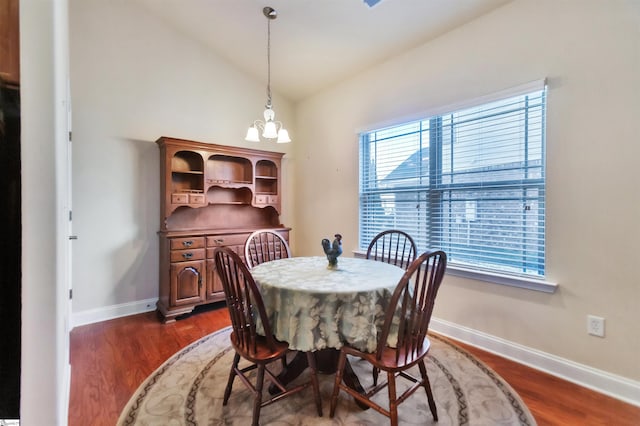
[118,327,536,425]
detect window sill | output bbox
[353,250,558,293]
[446,265,557,293]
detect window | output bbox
[359,85,547,281]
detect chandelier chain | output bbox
[266,16,272,108]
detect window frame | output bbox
[357,81,557,293]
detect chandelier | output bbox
[245,7,291,144]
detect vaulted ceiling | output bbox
[133,0,512,102]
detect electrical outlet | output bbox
[587,315,605,337]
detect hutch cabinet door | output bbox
[170,260,205,306]
[205,259,224,299]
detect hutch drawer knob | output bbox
[182,240,193,247]
[182,252,193,259]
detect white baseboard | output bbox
[60,363,70,426]
[71,298,157,329]
[430,317,640,408]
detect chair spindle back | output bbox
[245,229,291,269]
[366,229,417,270]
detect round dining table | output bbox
[251,256,406,402]
[251,256,406,353]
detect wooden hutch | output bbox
[0,0,20,86]
[156,136,289,322]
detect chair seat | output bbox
[230,331,289,364]
[344,337,431,371]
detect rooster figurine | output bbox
[322,234,343,269]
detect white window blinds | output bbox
[359,84,547,278]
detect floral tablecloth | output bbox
[251,256,405,352]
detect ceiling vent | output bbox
[363,0,383,7]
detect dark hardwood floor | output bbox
[68,303,640,425]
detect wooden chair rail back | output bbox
[244,229,292,269]
[366,229,418,270]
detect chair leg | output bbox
[223,352,240,405]
[306,352,323,417]
[387,371,399,426]
[281,349,295,369]
[373,366,379,386]
[329,351,348,418]
[252,364,265,426]
[418,360,438,421]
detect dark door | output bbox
[0,77,21,419]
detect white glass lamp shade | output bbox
[262,121,278,139]
[245,126,260,142]
[277,128,291,143]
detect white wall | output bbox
[21,0,71,424]
[293,0,640,385]
[68,0,295,318]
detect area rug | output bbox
[118,327,536,425]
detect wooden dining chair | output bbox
[366,230,419,386]
[366,229,417,271]
[213,247,323,426]
[329,250,447,426]
[244,229,292,269]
